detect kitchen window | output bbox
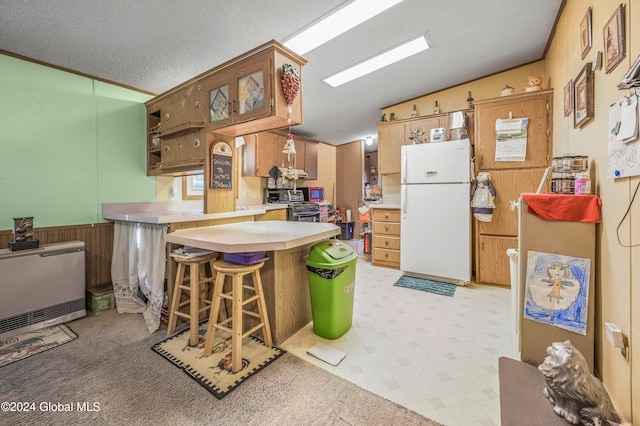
[182,174,204,200]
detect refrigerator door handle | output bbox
[402,185,407,216]
[402,151,407,184]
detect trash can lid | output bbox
[321,240,353,260]
[307,239,357,268]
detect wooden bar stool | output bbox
[167,253,217,346]
[203,259,272,373]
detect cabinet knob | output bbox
[164,146,170,153]
[195,101,201,110]
[164,112,170,121]
[194,138,200,148]
[384,241,389,246]
[384,253,388,258]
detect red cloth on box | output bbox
[521,193,602,223]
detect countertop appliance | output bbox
[264,189,304,204]
[0,241,87,339]
[308,187,325,203]
[400,139,472,284]
[287,202,320,222]
[263,188,320,221]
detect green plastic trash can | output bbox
[306,239,358,339]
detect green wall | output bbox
[0,54,156,230]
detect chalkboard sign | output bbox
[212,141,232,189]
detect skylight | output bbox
[283,0,405,56]
[324,35,430,88]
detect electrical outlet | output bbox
[605,322,624,348]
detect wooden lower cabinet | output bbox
[371,208,400,269]
[476,234,518,287]
[255,208,287,221]
[474,168,549,286]
[476,168,548,236]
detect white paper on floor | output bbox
[306,342,347,366]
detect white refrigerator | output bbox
[400,139,472,285]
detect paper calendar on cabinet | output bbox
[495,118,528,162]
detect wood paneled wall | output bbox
[1,214,260,293]
[0,223,114,288]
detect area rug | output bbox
[0,324,78,368]
[152,322,285,399]
[394,275,456,297]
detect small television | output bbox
[308,187,324,203]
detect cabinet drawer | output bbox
[372,221,400,236]
[373,209,400,222]
[372,248,400,265]
[373,236,400,250]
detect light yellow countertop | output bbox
[102,201,288,224]
[369,204,400,209]
[165,221,340,253]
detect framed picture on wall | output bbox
[580,7,592,60]
[563,80,573,117]
[574,63,594,128]
[603,4,625,74]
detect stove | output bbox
[287,202,321,222]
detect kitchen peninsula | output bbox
[166,221,340,344]
[103,202,338,344]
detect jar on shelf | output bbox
[575,174,591,195]
[562,177,575,194]
[551,157,564,173]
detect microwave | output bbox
[308,187,324,203]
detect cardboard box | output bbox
[86,284,115,315]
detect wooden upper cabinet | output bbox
[405,116,447,142]
[377,121,406,174]
[289,136,319,180]
[242,132,278,178]
[160,82,207,135]
[202,42,305,137]
[146,40,306,176]
[303,140,318,180]
[275,133,291,169]
[474,90,552,170]
[201,70,235,130]
[160,130,206,170]
[243,131,319,179]
[377,110,474,175]
[204,54,274,133]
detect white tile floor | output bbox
[281,251,520,426]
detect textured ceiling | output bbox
[0,0,562,152]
